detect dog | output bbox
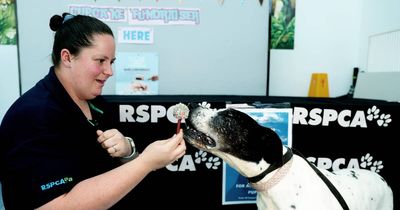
[182,103,393,210]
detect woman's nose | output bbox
[103,63,113,76]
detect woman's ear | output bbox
[60,49,72,68]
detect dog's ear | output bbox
[227,108,283,164]
[258,127,283,164]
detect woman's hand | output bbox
[97,129,132,158]
[139,130,186,171]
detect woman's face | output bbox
[69,34,116,100]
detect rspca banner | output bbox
[290,100,399,209]
[102,95,398,210]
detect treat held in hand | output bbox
[172,103,190,134]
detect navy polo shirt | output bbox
[0,67,121,209]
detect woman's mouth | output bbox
[96,79,106,86]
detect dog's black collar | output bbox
[247,147,293,183]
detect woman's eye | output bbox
[98,59,105,64]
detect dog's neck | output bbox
[248,146,292,183]
[249,151,293,192]
[212,147,290,179]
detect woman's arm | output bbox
[36,131,186,210]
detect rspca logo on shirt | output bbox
[41,177,73,191]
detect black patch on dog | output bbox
[212,108,283,164]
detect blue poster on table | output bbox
[222,107,292,205]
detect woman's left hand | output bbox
[97,129,132,158]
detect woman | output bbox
[0,13,186,210]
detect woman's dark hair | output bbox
[49,13,114,66]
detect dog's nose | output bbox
[188,102,199,110]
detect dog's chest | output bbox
[254,156,387,210]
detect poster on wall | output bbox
[0,0,19,123]
[0,0,17,45]
[222,106,292,205]
[115,52,159,95]
[270,0,296,49]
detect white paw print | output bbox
[64,177,73,182]
[360,153,373,168]
[377,114,391,127]
[194,150,208,164]
[370,160,384,173]
[360,153,384,173]
[199,101,211,109]
[366,106,380,121]
[205,156,221,170]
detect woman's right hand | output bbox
[139,130,186,171]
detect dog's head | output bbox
[183,103,283,177]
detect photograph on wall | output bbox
[115,52,159,95]
[270,0,296,49]
[222,106,292,205]
[0,0,17,45]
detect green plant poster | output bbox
[270,0,296,49]
[0,0,17,45]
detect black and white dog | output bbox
[183,103,393,210]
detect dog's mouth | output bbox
[182,103,218,150]
[183,121,217,150]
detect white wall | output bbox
[269,0,400,97]
[358,0,400,72]
[2,0,400,121]
[0,45,20,122]
[269,0,362,97]
[17,0,269,96]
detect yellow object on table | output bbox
[308,73,329,97]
